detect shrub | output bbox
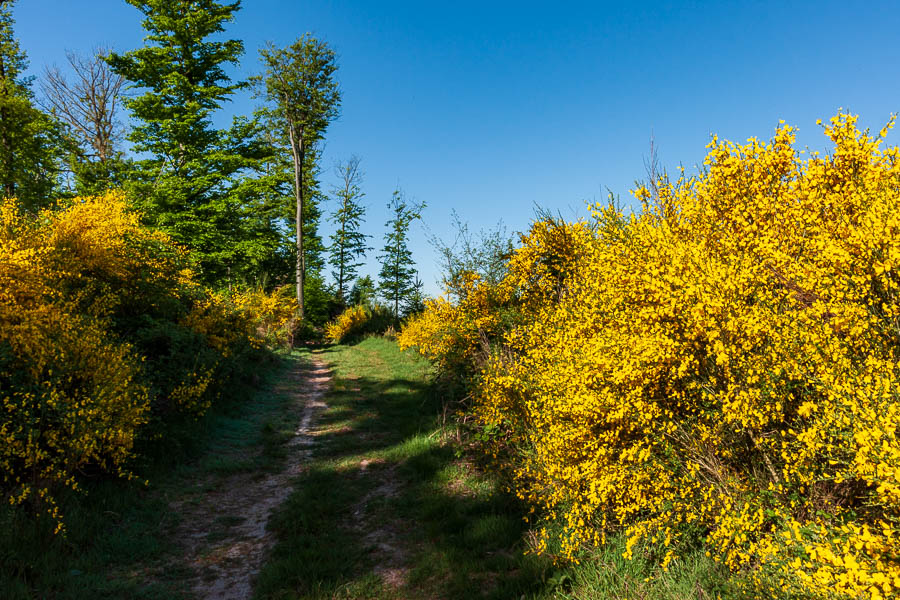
[230,285,297,348]
[326,304,394,344]
[0,193,266,530]
[405,113,900,599]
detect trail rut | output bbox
[171,358,331,600]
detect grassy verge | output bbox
[255,337,736,600]
[256,338,744,600]
[0,351,302,599]
[1,339,737,599]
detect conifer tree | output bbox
[349,275,377,309]
[402,272,426,318]
[328,156,370,304]
[377,190,424,320]
[108,0,260,284]
[0,0,64,210]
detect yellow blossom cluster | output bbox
[326,304,368,343]
[326,304,394,344]
[399,223,592,381]
[0,193,263,530]
[399,272,511,375]
[403,113,900,598]
[229,286,297,348]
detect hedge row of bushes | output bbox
[400,114,900,599]
[0,193,291,531]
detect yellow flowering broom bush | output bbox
[326,304,394,344]
[0,193,263,529]
[229,285,298,348]
[403,113,900,598]
[400,220,592,384]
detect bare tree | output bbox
[40,48,123,163]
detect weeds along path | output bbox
[170,355,330,600]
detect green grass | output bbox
[0,351,304,600]
[254,337,737,600]
[1,338,740,599]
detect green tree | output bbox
[402,272,426,317]
[257,34,341,319]
[0,0,64,209]
[108,0,258,284]
[377,190,425,320]
[349,275,377,309]
[215,112,295,288]
[328,156,370,304]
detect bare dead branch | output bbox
[39,47,124,162]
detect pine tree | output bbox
[349,275,377,309]
[108,0,258,284]
[328,156,370,305]
[0,0,64,210]
[402,272,426,318]
[377,190,424,320]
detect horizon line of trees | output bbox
[0,0,426,325]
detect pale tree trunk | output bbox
[288,121,305,319]
[394,240,401,319]
[338,209,346,303]
[0,55,14,200]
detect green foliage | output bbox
[349,275,377,309]
[256,34,341,317]
[328,156,371,304]
[108,0,275,285]
[0,0,65,209]
[301,270,338,326]
[256,35,341,150]
[377,189,425,319]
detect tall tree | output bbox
[257,35,341,319]
[40,48,125,193]
[0,0,64,209]
[377,190,424,320]
[107,0,254,283]
[328,156,370,304]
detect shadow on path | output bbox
[254,339,553,600]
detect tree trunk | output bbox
[288,121,305,319]
[394,240,400,319]
[338,212,346,303]
[0,54,14,200]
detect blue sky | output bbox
[12,0,900,295]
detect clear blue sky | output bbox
[12,0,900,295]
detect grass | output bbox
[1,337,739,599]
[254,337,737,600]
[0,350,304,600]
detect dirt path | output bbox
[171,357,331,600]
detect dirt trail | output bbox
[172,357,331,600]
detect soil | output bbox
[171,358,331,600]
